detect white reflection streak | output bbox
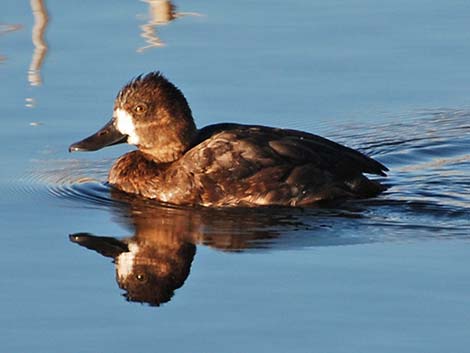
[29,0,49,86]
[137,0,202,53]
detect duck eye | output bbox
[136,274,146,282]
[134,104,146,114]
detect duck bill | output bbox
[69,119,127,152]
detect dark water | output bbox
[1,1,470,352]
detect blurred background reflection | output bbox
[29,0,48,87]
[138,0,201,52]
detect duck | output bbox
[69,71,388,207]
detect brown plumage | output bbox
[70,72,388,207]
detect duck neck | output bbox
[140,144,186,164]
[139,119,197,164]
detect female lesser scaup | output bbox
[69,72,388,207]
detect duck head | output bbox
[70,232,196,306]
[69,72,197,163]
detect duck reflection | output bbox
[69,190,316,306]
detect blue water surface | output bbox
[1,1,469,352]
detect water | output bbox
[1,1,470,352]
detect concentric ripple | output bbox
[20,158,118,208]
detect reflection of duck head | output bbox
[70,198,204,306]
[70,205,198,306]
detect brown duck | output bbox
[69,72,388,207]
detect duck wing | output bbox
[192,123,388,178]
[173,123,388,206]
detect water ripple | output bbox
[19,158,117,208]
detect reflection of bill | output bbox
[138,0,201,52]
[29,0,49,86]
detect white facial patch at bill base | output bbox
[115,108,140,145]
